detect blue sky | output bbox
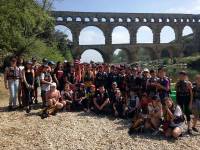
[53,0,200,14]
[53,0,199,62]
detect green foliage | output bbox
[22,40,65,62]
[0,0,72,64]
[112,50,128,63]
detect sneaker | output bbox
[26,108,30,113]
[192,127,199,132]
[8,106,12,111]
[152,130,160,136]
[26,106,31,113]
[34,99,38,104]
[187,129,193,135]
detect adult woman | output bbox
[163,97,185,139]
[4,56,21,110]
[17,57,25,108]
[22,61,35,113]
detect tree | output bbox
[0,0,67,63]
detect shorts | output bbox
[192,100,200,116]
[41,90,46,98]
[34,77,40,88]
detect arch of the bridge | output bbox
[52,11,200,61]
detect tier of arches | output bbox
[79,46,185,63]
[56,16,200,23]
[79,47,161,63]
[55,25,194,45]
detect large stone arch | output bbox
[79,47,111,62]
[80,49,105,63]
[112,48,132,63]
[162,46,180,58]
[111,26,130,44]
[79,26,105,45]
[160,26,176,43]
[136,26,153,43]
[182,25,194,36]
[54,25,73,41]
[136,46,159,61]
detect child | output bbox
[126,90,140,118]
[73,83,87,111]
[113,89,126,118]
[93,85,110,115]
[61,83,73,111]
[86,84,96,111]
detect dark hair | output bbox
[150,69,155,74]
[179,71,187,76]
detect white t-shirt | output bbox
[40,73,51,91]
[170,105,184,127]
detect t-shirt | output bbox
[158,77,170,99]
[61,90,73,101]
[170,105,184,127]
[193,84,200,102]
[40,72,51,91]
[94,91,109,106]
[128,95,139,109]
[6,66,21,80]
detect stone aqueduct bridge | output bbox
[51,11,200,63]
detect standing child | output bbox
[40,64,52,107]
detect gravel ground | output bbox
[0,78,200,150]
[0,106,200,150]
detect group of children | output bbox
[3,56,200,139]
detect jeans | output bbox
[8,79,19,107]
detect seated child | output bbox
[93,85,111,114]
[41,83,65,119]
[85,84,96,111]
[73,83,87,111]
[144,95,163,134]
[61,83,73,111]
[126,90,140,118]
[113,89,126,118]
